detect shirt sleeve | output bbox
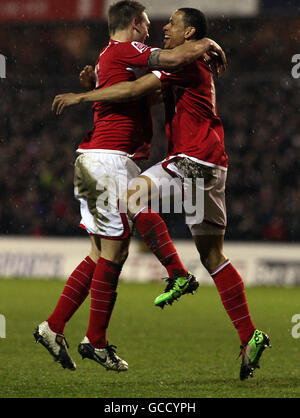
[152,69,182,88]
[117,42,159,67]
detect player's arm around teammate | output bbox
[52,36,226,114]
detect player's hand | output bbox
[52,93,82,115]
[206,39,227,77]
[205,51,226,78]
[80,65,96,89]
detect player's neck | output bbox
[110,28,134,43]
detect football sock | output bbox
[47,256,96,334]
[210,260,256,346]
[134,208,188,278]
[86,257,121,349]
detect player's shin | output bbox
[85,257,121,348]
[47,256,96,334]
[210,260,256,345]
[134,207,188,278]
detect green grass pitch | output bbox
[1,278,300,398]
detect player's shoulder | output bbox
[118,40,152,54]
[131,41,151,53]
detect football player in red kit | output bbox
[54,8,270,381]
[37,1,227,373]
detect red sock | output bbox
[210,260,256,346]
[86,257,121,348]
[47,256,96,334]
[134,208,187,278]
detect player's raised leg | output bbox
[125,173,199,308]
[78,238,129,372]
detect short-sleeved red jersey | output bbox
[153,58,228,168]
[78,40,155,158]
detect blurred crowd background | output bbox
[0,11,299,241]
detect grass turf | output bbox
[1,278,300,398]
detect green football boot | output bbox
[239,329,271,380]
[154,272,199,308]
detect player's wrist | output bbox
[202,38,214,51]
[78,93,88,103]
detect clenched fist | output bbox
[80,65,96,89]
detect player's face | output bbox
[134,12,150,43]
[163,10,186,49]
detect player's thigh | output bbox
[187,166,227,235]
[89,235,101,263]
[127,160,182,215]
[125,175,155,217]
[193,234,225,258]
[74,152,140,238]
[100,236,131,265]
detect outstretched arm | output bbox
[148,38,227,71]
[52,73,162,115]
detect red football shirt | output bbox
[153,57,228,168]
[78,40,156,158]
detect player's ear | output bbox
[132,17,140,32]
[184,26,196,40]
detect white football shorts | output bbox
[74,151,141,239]
[140,155,227,236]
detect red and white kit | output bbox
[142,58,229,234]
[75,40,156,238]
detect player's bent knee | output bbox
[104,250,128,266]
[118,249,129,266]
[89,248,101,264]
[126,175,153,218]
[100,237,130,266]
[200,251,226,273]
[194,236,226,272]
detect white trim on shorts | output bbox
[77,148,131,157]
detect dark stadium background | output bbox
[0,0,299,242]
